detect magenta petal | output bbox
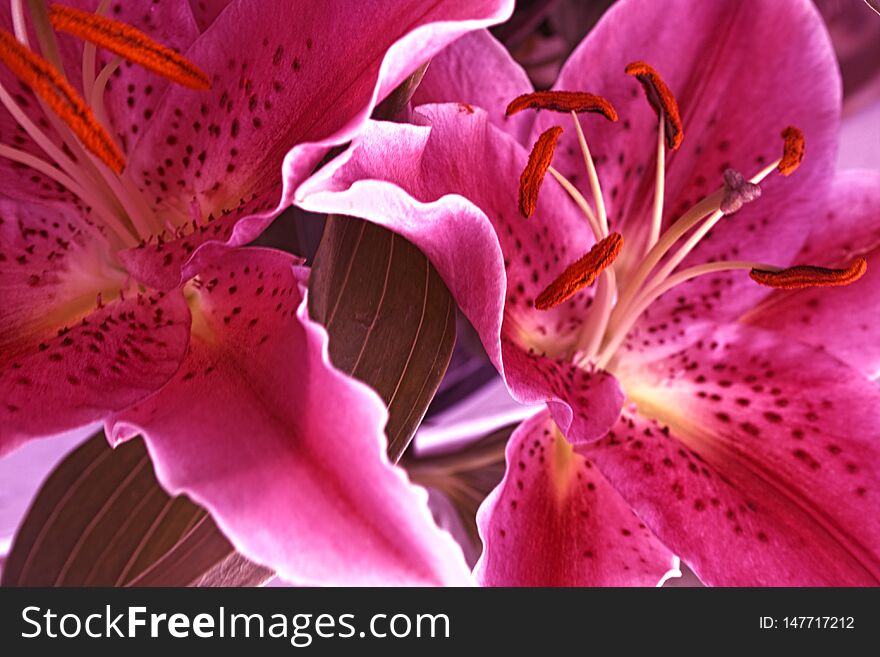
[1,290,190,456]
[747,171,880,377]
[0,198,118,355]
[186,0,232,32]
[296,106,594,366]
[582,323,880,585]
[502,340,625,444]
[412,30,535,144]
[475,410,676,586]
[121,0,514,291]
[107,248,472,586]
[296,106,618,436]
[536,0,840,326]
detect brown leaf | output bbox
[405,424,514,551]
[309,215,456,462]
[1,431,272,587]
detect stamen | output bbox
[750,258,867,289]
[647,118,665,250]
[569,110,610,237]
[546,166,603,240]
[49,3,211,90]
[535,232,623,310]
[506,91,618,122]
[778,126,805,176]
[0,29,124,172]
[11,0,30,46]
[519,126,563,218]
[720,168,762,215]
[625,61,682,150]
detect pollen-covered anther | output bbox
[750,257,867,289]
[0,29,125,172]
[506,91,618,122]
[625,61,682,150]
[778,126,805,176]
[49,4,212,90]
[519,126,563,218]
[535,232,624,310]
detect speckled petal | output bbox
[746,171,880,377]
[107,247,473,586]
[582,323,880,585]
[475,409,676,586]
[119,0,515,291]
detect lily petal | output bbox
[107,247,472,586]
[582,323,880,585]
[476,409,676,586]
[0,197,116,359]
[120,0,515,291]
[298,106,624,441]
[746,171,880,378]
[186,0,231,32]
[412,29,535,144]
[535,0,840,327]
[0,287,191,456]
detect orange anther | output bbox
[625,61,682,150]
[535,233,624,310]
[50,4,211,90]
[778,126,805,176]
[519,126,563,219]
[506,91,618,122]
[0,29,124,172]
[750,258,866,289]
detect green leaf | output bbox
[1,432,272,587]
[309,215,456,462]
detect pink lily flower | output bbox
[297,0,880,585]
[0,0,515,585]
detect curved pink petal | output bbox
[1,288,190,457]
[502,338,625,444]
[746,170,880,377]
[412,29,535,144]
[581,323,880,585]
[475,409,676,586]
[535,0,840,332]
[120,0,515,291]
[0,198,116,359]
[107,248,472,586]
[297,106,623,441]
